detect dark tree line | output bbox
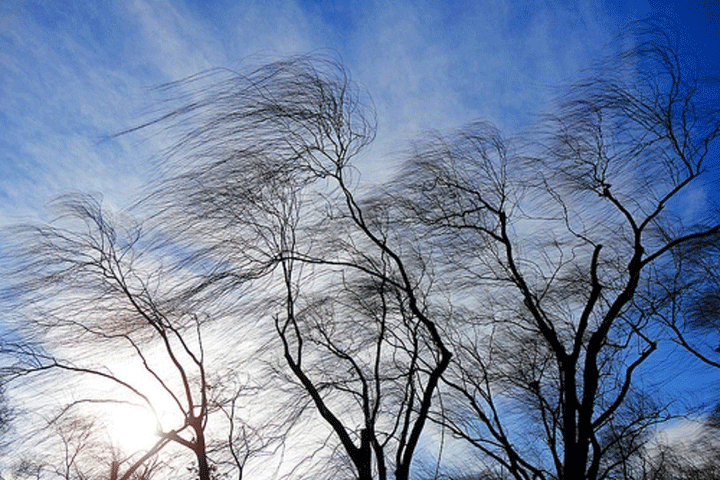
[2,25,720,480]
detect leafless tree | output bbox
[630,420,720,480]
[144,55,452,480]
[0,196,265,480]
[388,26,720,480]
[0,385,10,449]
[3,25,717,480]
[665,230,720,372]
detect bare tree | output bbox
[0,196,264,480]
[389,26,720,480]
[665,230,720,371]
[0,385,10,450]
[630,420,720,480]
[3,26,717,480]
[144,55,452,480]
[3,413,153,480]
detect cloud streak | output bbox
[0,0,603,222]
[3,0,715,220]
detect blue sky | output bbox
[1,0,719,475]
[1,0,717,226]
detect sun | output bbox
[107,403,160,454]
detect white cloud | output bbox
[0,0,640,222]
[318,0,620,184]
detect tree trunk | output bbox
[562,363,587,480]
[355,428,373,480]
[395,463,410,480]
[194,424,211,480]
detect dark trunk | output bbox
[561,362,587,480]
[194,424,211,480]
[355,428,373,480]
[395,463,410,480]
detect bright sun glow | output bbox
[107,404,160,454]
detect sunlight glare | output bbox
[108,404,159,454]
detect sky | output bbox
[0,0,719,475]
[0,0,718,227]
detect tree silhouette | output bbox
[145,56,451,480]
[1,196,268,480]
[386,26,720,480]
[2,25,719,480]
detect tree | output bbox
[3,26,718,480]
[666,227,720,381]
[144,56,452,480]
[1,196,267,480]
[0,384,9,442]
[386,26,720,480]
[630,420,720,480]
[7,417,165,480]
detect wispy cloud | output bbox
[3,0,708,221]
